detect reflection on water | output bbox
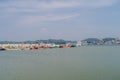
[0,46,120,80]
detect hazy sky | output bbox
[0,0,120,41]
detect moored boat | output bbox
[0,48,6,51]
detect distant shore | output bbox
[1,38,120,51]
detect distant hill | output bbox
[102,38,116,42]
[82,38,100,43]
[0,39,76,44]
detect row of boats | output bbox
[0,43,81,51]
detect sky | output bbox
[0,0,120,41]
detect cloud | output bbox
[17,14,79,27]
[78,0,118,8]
[0,0,119,13]
[0,0,119,27]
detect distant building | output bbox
[76,41,82,47]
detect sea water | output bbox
[0,46,120,80]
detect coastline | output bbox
[0,43,77,51]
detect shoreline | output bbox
[0,43,77,51]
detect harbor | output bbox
[0,43,81,51]
[1,37,120,51]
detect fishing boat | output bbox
[0,48,6,51]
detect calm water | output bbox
[0,46,120,80]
